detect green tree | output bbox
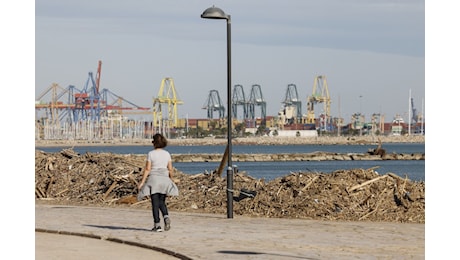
[255,125,268,136]
[234,123,246,137]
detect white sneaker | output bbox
[152,226,163,232]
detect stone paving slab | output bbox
[35,232,178,260]
[35,204,424,259]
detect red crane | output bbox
[96,60,102,94]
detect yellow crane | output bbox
[306,75,331,127]
[153,77,183,133]
[35,83,67,123]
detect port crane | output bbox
[247,84,266,126]
[96,60,102,93]
[410,97,423,124]
[306,75,331,130]
[73,71,101,121]
[35,83,72,123]
[232,84,248,120]
[409,97,424,134]
[153,77,183,134]
[371,113,385,134]
[36,61,151,123]
[280,84,302,125]
[202,90,225,120]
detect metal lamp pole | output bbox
[201,6,233,219]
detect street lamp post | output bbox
[359,95,363,136]
[201,6,233,219]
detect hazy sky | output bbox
[35,0,425,123]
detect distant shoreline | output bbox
[35,135,425,148]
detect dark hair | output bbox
[152,133,168,149]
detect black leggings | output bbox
[150,193,168,224]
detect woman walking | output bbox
[138,133,179,232]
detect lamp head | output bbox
[201,6,229,20]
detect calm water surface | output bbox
[36,143,425,182]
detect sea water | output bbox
[36,143,425,182]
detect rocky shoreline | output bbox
[172,151,424,163]
[35,135,424,147]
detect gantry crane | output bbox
[410,97,423,124]
[371,113,385,134]
[306,75,331,130]
[280,84,302,125]
[153,77,183,134]
[36,61,151,124]
[232,84,247,120]
[73,71,101,122]
[247,84,266,126]
[35,83,69,123]
[202,90,225,120]
[35,82,101,123]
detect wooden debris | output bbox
[367,137,386,157]
[35,149,425,223]
[348,175,389,193]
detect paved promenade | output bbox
[35,204,424,259]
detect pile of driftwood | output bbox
[35,149,425,223]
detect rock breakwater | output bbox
[173,151,425,162]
